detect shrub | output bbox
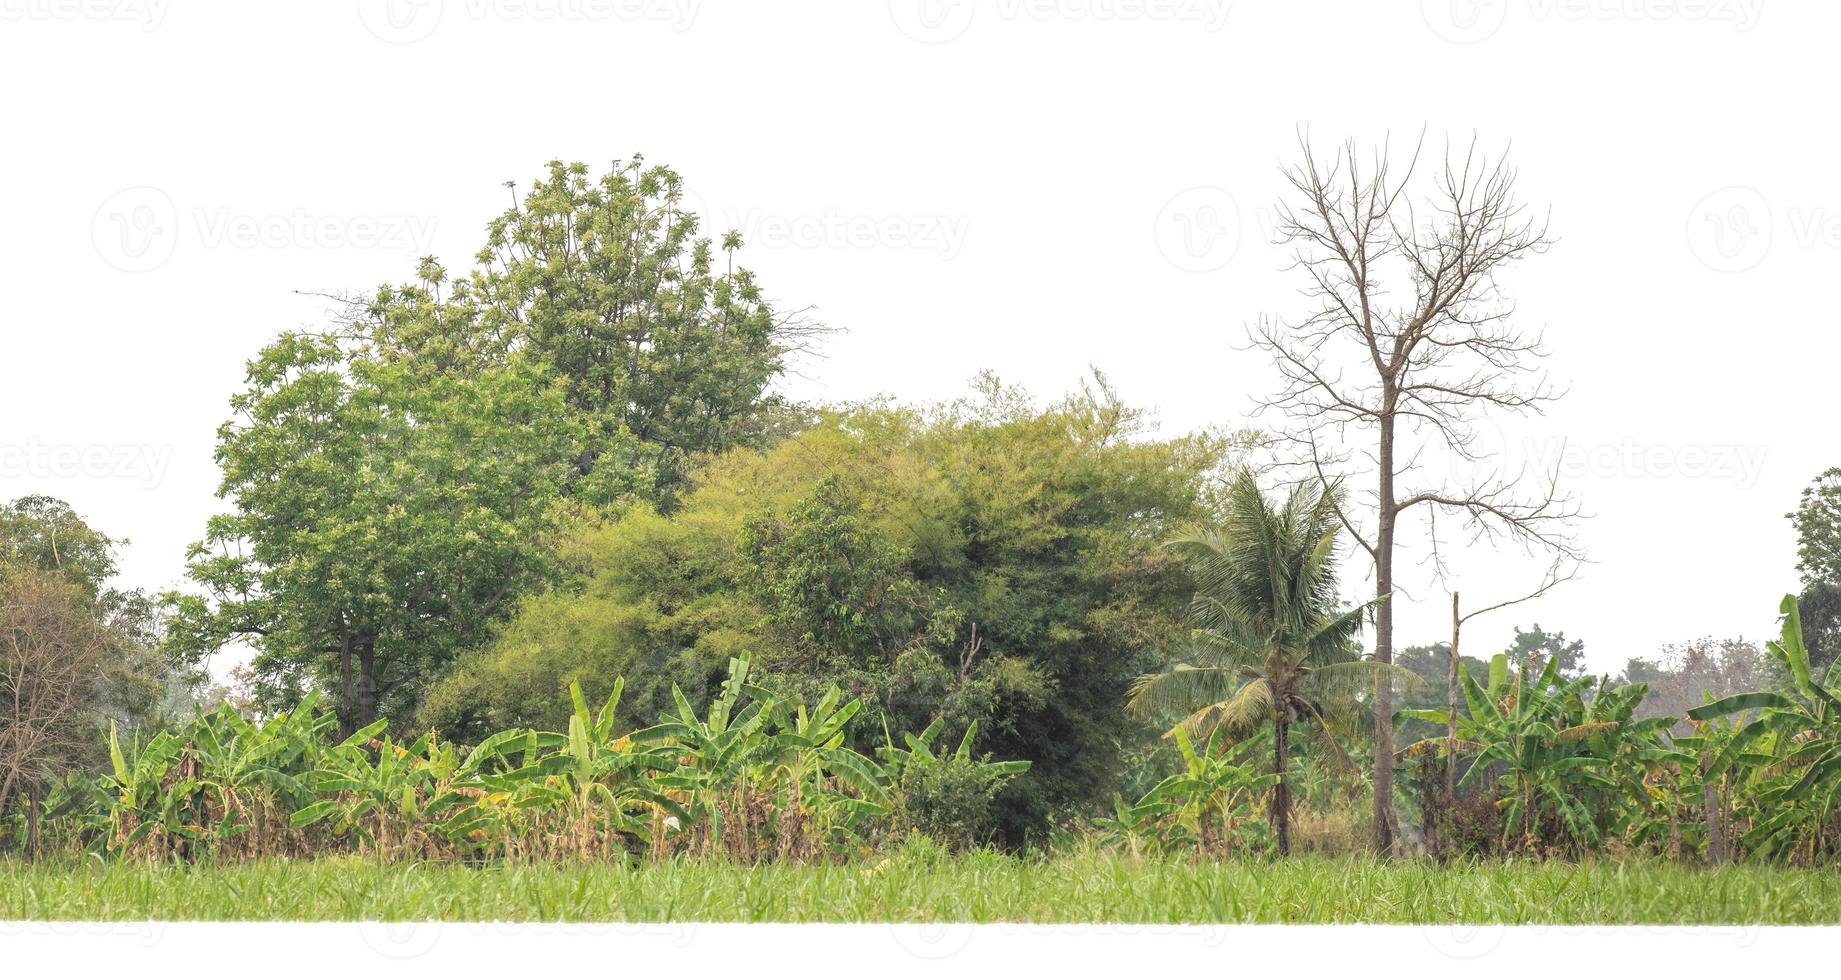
[890,753,1010,851]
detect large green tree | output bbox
[168,291,578,732]
[170,158,809,726]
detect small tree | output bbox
[0,570,121,853]
[1128,472,1408,855]
[1790,467,1841,676]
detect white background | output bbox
[0,920,1803,974]
[0,0,1829,677]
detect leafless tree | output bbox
[0,570,118,855]
[1252,132,1583,853]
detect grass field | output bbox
[3,854,1839,923]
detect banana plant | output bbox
[288,719,442,854]
[184,700,327,851]
[1400,653,1661,853]
[521,678,687,857]
[1689,594,1841,862]
[103,723,186,855]
[1094,792,1170,858]
[633,654,780,857]
[1132,726,1278,855]
[876,716,1029,785]
[753,684,893,855]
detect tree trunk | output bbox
[25,780,41,859]
[1372,414,1399,855]
[1273,713,1292,856]
[1447,593,1461,804]
[0,768,17,836]
[1702,751,1727,864]
[338,627,355,738]
[357,641,378,730]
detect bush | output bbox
[1431,791,1503,859]
[891,754,1009,851]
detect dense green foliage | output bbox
[1,498,173,844]
[1687,595,1841,861]
[11,153,1841,911]
[1791,467,1841,676]
[35,654,1025,865]
[164,158,809,732]
[166,325,577,732]
[418,376,1245,839]
[4,853,1837,922]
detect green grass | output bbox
[3,854,1838,922]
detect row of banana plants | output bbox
[41,653,1029,864]
[1086,593,1841,865]
[1397,594,1841,864]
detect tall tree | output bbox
[167,285,578,732]
[1253,134,1580,852]
[171,158,819,725]
[470,157,826,504]
[1127,472,1404,855]
[1789,467,1841,676]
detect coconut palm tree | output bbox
[1129,471,1402,855]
